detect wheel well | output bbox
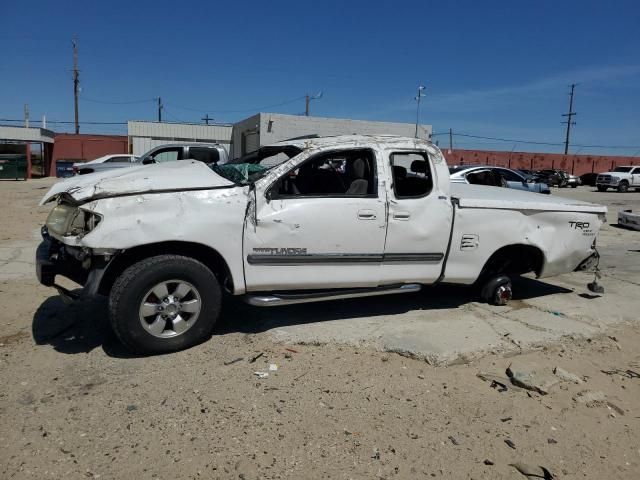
[98,241,234,296]
[480,244,544,279]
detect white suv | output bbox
[596,166,640,192]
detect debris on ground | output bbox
[483,459,494,466]
[476,372,514,392]
[249,352,264,363]
[448,435,460,446]
[553,366,583,384]
[506,363,559,395]
[606,402,625,416]
[601,368,640,379]
[253,372,269,379]
[504,439,516,449]
[509,462,554,479]
[269,363,278,371]
[223,357,243,366]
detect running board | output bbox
[243,283,422,307]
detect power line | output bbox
[453,133,563,147]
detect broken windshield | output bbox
[214,144,304,184]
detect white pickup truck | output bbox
[37,136,606,354]
[596,166,640,192]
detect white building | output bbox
[127,115,432,160]
[231,113,432,159]
[127,121,233,156]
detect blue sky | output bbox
[1,0,639,154]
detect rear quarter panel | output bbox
[444,207,603,284]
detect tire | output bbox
[571,184,578,188]
[109,255,221,354]
[597,186,607,192]
[618,181,629,193]
[480,275,512,306]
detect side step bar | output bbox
[243,283,421,307]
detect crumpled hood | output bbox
[451,183,607,213]
[40,161,234,205]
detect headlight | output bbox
[46,203,102,237]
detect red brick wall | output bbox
[441,149,638,176]
[50,134,128,176]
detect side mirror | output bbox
[142,157,155,165]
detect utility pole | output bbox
[448,128,453,154]
[202,114,212,125]
[414,84,426,138]
[24,104,29,128]
[72,36,80,134]
[562,83,577,155]
[304,92,323,116]
[157,97,163,122]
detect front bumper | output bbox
[36,234,110,299]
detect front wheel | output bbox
[618,181,629,193]
[109,255,221,354]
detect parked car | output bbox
[566,173,582,188]
[37,135,606,354]
[533,169,569,187]
[580,172,598,187]
[74,143,229,175]
[73,154,139,175]
[596,166,640,192]
[449,165,550,194]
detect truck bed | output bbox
[450,183,607,214]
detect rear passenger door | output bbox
[381,150,453,285]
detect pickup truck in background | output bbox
[73,143,229,175]
[37,135,606,354]
[596,166,640,192]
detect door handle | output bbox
[358,209,376,220]
[393,211,411,220]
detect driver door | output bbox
[243,148,387,291]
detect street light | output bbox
[414,84,426,138]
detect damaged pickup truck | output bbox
[37,135,607,354]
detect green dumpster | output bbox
[0,154,27,180]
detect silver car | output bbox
[449,166,551,194]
